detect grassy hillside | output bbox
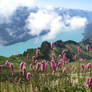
[0,39,92,64]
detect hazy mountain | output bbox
[55,8,92,22]
[83,23,92,40]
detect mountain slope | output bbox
[0,39,92,63]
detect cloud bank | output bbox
[0,0,34,24]
[0,0,88,46]
[26,8,87,40]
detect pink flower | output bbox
[10,63,14,71]
[35,60,38,64]
[5,60,10,67]
[20,62,25,69]
[51,60,56,73]
[74,67,77,72]
[62,68,66,73]
[86,77,92,88]
[26,54,30,60]
[86,44,90,52]
[32,56,36,62]
[77,46,81,55]
[58,55,62,59]
[58,62,62,68]
[12,71,15,77]
[22,66,26,76]
[86,63,91,70]
[51,42,54,49]
[52,71,56,75]
[79,58,83,62]
[30,64,33,69]
[36,62,41,71]
[63,53,66,61]
[60,58,64,62]
[4,89,7,92]
[66,59,69,64]
[81,64,85,70]
[52,53,55,60]
[36,49,40,57]
[74,55,77,60]
[0,64,3,70]
[41,61,48,72]
[26,72,31,80]
[59,59,64,66]
[62,50,65,56]
[33,88,36,92]
[19,69,22,75]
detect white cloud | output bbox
[66,16,87,30]
[26,8,87,40]
[0,0,35,24]
[26,9,63,36]
[43,16,65,40]
[0,0,34,15]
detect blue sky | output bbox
[35,0,92,11]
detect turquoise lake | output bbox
[0,28,84,57]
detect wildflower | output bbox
[52,53,55,60]
[35,60,38,64]
[12,71,15,77]
[5,60,10,67]
[74,55,78,60]
[4,89,7,92]
[63,53,67,61]
[74,67,77,72]
[0,64,3,70]
[86,63,91,70]
[51,42,54,49]
[77,46,81,55]
[30,64,33,69]
[22,66,26,76]
[58,55,62,59]
[51,60,56,73]
[10,63,14,71]
[86,77,92,88]
[41,60,48,71]
[62,50,65,56]
[86,44,90,52]
[81,64,85,70]
[58,62,62,68]
[36,49,40,57]
[19,69,22,75]
[66,59,69,64]
[79,58,83,62]
[20,62,25,69]
[36,62,41,71]
[52,71,56,75]
[32,56,36,62]
[33,88,36,92]
[26,54,30,60]
[62,68,66,73]
[60,58,64,62]
[26,72,31,80]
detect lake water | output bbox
[0,28,84,57]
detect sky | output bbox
[0,0,88,46]
[0,0,91,56]
[35,0,92,11]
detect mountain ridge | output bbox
[0,39,92,63]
